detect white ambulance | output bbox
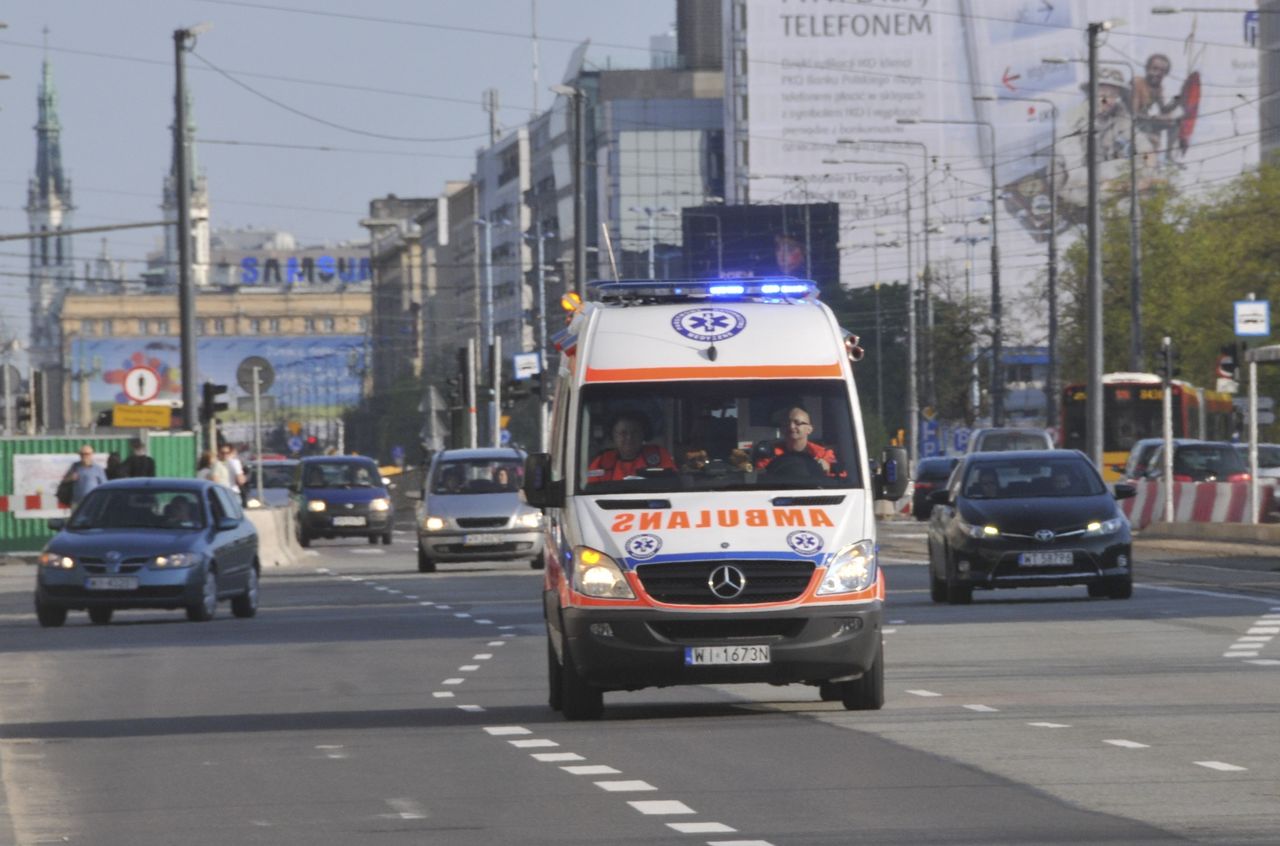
[523,278,909,720]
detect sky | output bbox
[0,0,675,343]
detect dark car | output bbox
[926,450,1134,604]
[912,456,958,520]
[1144,441,1249,482]
[293,456,394,547]
[1116,437,1201,482]
[34,478,259,627]
[244,458,299,508]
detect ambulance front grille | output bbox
[635,560,815,605]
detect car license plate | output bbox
[1018,551,1073,567]
[85,577,138,591]
[332,516,366,527]
[684,645,771,666]
[463,533,502,546]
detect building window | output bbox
[213,318,226,335]
[268,318,281,333]
[155,319,170,334]
[101,319,113,337]
[82,320,96,336]
[321,317,336,332]
[304,318,316,333]
[359,316,369,332]
[249,318,262,333]
[196,319,206,335]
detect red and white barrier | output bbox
[1121,480,1275,530]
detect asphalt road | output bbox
[0,521,1276,845]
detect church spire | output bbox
[30,29,71,209]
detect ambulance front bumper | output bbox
[560,602,882,690]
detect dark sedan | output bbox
[35,478,259,626]
[926,450,1134,604]
[912,456,958,520]
[292,456,394,546]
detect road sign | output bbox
[236,356,275,393]
[112,404,172,428]
[288,435,303,454]
[952,427,971,453]
[1234,397,1274,412]
[1234,300,1270,337]
[921,419,940,457]
[287,420,302,436]
[513,352,540,378]
[1259,411,1276,426]
[500,428,512,446]
[122,366,160,403]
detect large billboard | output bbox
[726,1,1260,308]
[67,336,368,421]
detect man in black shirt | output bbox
[120,438,156,478]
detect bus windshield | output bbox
[575,379,863,494]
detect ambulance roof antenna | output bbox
[600,222,620,281]
[707,341,718,361]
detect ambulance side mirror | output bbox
[523,453,564,509]
[875,447,910,501]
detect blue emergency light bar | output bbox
[589,277,819,302]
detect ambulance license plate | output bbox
[1018,551,1073,567]
[86,577,138,591]
[684,645,771,666]
[463,534,502,546]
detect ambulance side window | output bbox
[550,375,570,483]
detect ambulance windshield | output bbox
[576,380,863,493]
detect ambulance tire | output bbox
[559,644,603,721]
[547,640,563,711]
[840,639,884,711]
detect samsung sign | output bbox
[239,255,371,286]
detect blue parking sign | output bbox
[952,427,971,453]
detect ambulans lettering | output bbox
[608,508,834,533]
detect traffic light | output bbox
[1158,337,1180,383]
[14,394,32,429]
[1218,343,1239,381]
[200,381,229,424]
[502,377,532,410]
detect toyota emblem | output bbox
[707,565,747,600]
[1034,529,1055,543]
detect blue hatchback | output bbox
[292,456,395,547]
[35,478,260,626]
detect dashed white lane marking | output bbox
[431,691,454,699]
[473,654,493,660]
[532,752,584,762]
[1246,659,1280,666]
[1104,739,1150,749]
[387,590,402,595]
[475,618,494,624]
[1028,722,1071,728]
[454,612,472,619]
[1196,761,1247,772]
[1247,627,1280,635]
[498,625,515,630]
[374,586,390,591]
[405,595,418,600]
[443,678,464,685]
[563,764,621,775]
[418,601,435,607]
[906,689,943,697]
[669,822,737,834]
[436,604,452,609]
[1238,635,1274,642]
[510,739,559,748]
[1224,651,1260,658]
[315,744,346,759]
[628,800,695,815]
[487,641,505,647]
[457,704,485,713]
[964,704,999,712]
[595,780,657,792]
[459,665,480,672]
[484,727,530,736]
[385,798,427,820]
[888,618,906,624]
[882,628,897,634]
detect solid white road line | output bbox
[1028,722,1071,728]
[595,780,657,792]
[1245,658,1280,665]
[1103,739,1150,749]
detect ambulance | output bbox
[523,278,909,720]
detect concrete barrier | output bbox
[246,506,305,568]
[1121,480,1277,530]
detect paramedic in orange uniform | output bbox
[588,411,676,483]
[756,406,837,475]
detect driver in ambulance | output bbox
[756,405,837,476]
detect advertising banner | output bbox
[727,1,1260,306]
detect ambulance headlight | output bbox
[817,540,878,595]
[572,547,635,600]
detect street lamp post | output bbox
[974,94,1060,429]
[550,84,587,296]
[825,158,916,463]
[956,217,990,421]
[524,220,555,451]
[898,116,1003,426]
[474,218,499,447]
[1085,20,1116,472]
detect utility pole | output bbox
[552,84,588,297]
[174,24,210,435]
[1086,21,1110,471]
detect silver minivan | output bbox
[413,447,544,573]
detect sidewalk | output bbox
[1136,521,1280,560]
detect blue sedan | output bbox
[35,478,259,626]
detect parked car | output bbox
[413,447,542,573]
[1144,441,1249,482]
[1233,442,1280,479]
[34,478,259,626]
[926,450,1134,604]
[965,427,1055,453]
[244,458,299,508]
[292,455,395,547]
[912,456,958,520]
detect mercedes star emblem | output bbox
[707,565,747,600]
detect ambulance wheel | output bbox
[559,644,603,721]
[547,640,563,712]
[840,639,884,711]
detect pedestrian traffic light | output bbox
[1158,337,1180,382]
[30,370,46,431]
[14,394,32,428]
[200,381,229,424]
[1217,343,1239,381]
